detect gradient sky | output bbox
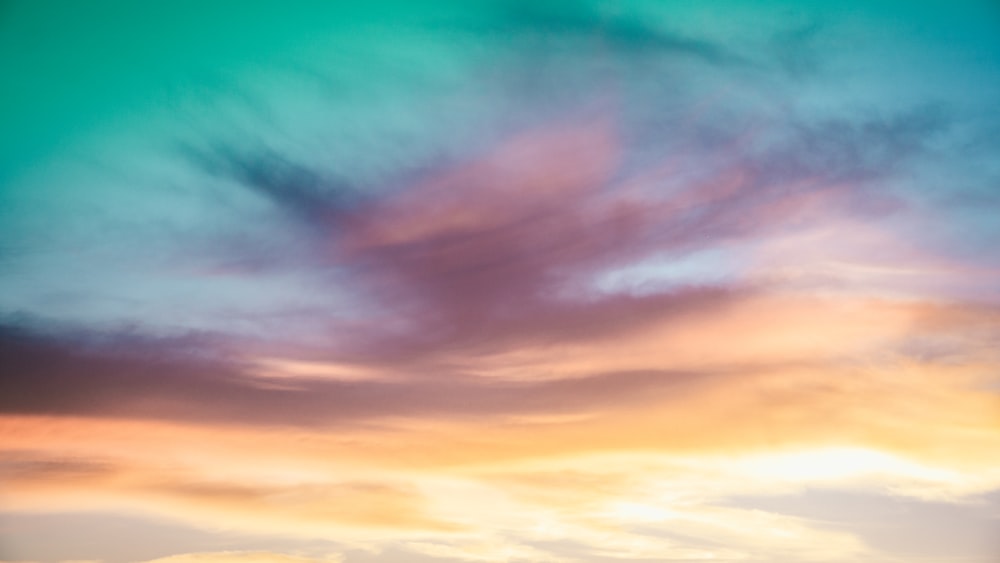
[2,1,1000,562]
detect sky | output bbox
[1,1,1000,562]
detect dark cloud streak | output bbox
[0,320,719,428]
[184,144,364,233]
[489,0,745,66]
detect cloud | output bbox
[140,552,342,563]
[751,104,950,186]
[180,107,942,363]
[3,325,998,562]
[3,293,998,471]
[1,452,456,537]
[2,277,998,471]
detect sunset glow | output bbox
[2,2,999,562]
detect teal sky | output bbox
[5,0,998,179]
